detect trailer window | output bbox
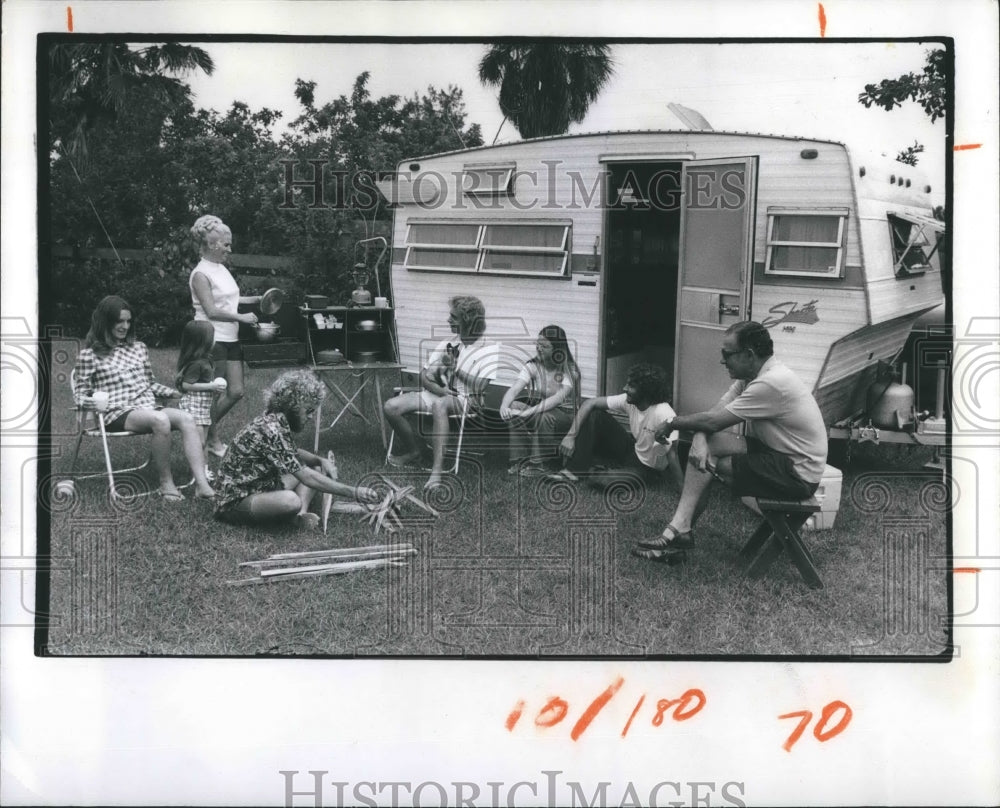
[480,223,569,276]
[888,213,936,276]
[404,220,571,278]
[462,163,515,196]
[404,223,481,272]
[765,209,847,278]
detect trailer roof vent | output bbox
[905,178,911,187]
[800,148,818,159]
[925,185,932,193]
[859,166,866,177]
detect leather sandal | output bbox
[637,524,695,552]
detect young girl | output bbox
[176,321,227,456]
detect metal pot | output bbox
[356,319,378,331]
[254,322,281,343]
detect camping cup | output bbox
[374,296,388,309]
[92,391,109,411]
[214,377,228,391]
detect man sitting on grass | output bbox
[552,362,684,493]
[633,321,827,561]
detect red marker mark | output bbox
[534,696,569,728]
[651,688,707,725]
[67,6,74,32]
[779,700,853,752]
[620,694,646,738]
[570,676,624,741]
[778,709,812,752]
[953,144,982,151]
[505,699,525,731]
[954,567,981,573]
[818,3,827,37]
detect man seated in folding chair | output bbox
[72,295,216,502]
[634,321,827,565]
[383,295,491,492]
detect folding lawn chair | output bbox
[65,369,152,501]
[384,387,477,474]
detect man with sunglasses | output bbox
[633,321,827,560]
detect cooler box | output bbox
[742,463,843,530]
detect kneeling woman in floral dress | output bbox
[213,370,378,526]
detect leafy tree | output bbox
[281,73,483,302]
[162,101,290,254]
[478,43,614,139]
[46,57,486,341]
[858,48,947,165]
[290,72,481,172]
[895,141,925,167]
[48,42,214,164]
[858,48,946,123]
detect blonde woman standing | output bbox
[188,214,260,458]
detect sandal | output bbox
[637,524,695,552]
[546,468,579,483]
[156,489,185,502]
[206,443,228,459]
[631,545,687,565]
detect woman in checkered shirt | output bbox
[72,295,216,501]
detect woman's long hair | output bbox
[534,324,581,406]
[175,321,216,388]
[84,295,134,358]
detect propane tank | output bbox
[867,364,915,430]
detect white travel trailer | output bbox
[380,130,946,425]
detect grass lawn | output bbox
[41,345,951,658]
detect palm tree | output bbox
[478,43,614,140]
[49,42,214,163]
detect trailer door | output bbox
[675,157,758,413]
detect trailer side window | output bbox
[765,209,848,279]
[404,223,481,272]
[480,223,569,276]
[404,220,571,278]
[888,213,937,277]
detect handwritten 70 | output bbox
[505,678,852,752]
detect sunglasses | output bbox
[720,347,747,361]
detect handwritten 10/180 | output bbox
[505,678,852,752]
